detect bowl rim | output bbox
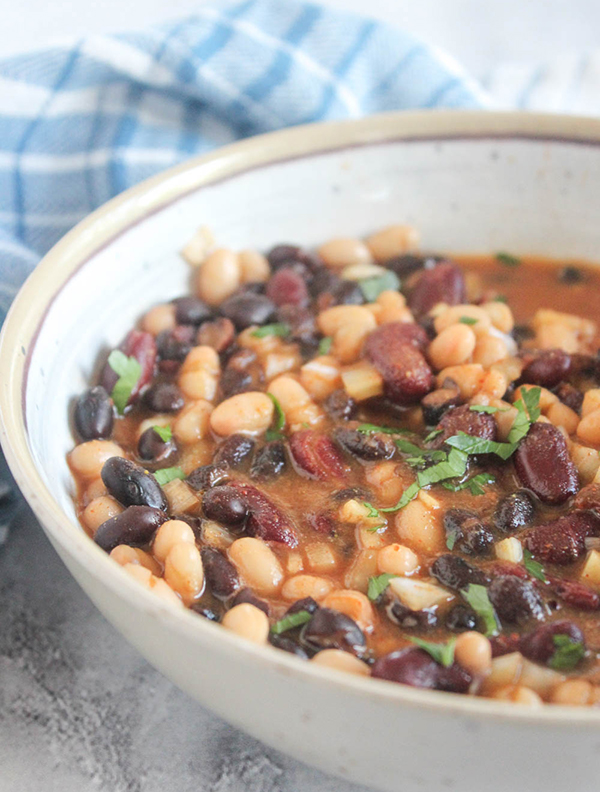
[3,108,600,726]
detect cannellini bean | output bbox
[377,543,420,576]
[434,305,491,335]
[455,632,492,677]
[268,376,323,428]
[164,542,204,605]
[341,263,388,281]
[238,249,270,283]
[547,402,579,435]
[83,495,123,533]
[365,461,409,504]
[196,248,241,306]
[228,537,283,595]
[550,679,594,706]
[375,290,413,324]
[472,334,508,368]
[311,649,370,675]
[222,603,270,644]
[262,347,302,381]
[436,364,485,399]
[281,574,333,601]
[180,225,215,267]
[333,320,377,364]
[322,589,374,632]
[491,356,523,384]
[110,545,161,576]
[142,303,176,336]
[366,224,419,262]
[181,346,220,374]
[481,301,514,334]
[300,356,342,401]
[178,346,220,401]
[84,477,107,503]
[318,237,372,270]
[570,443,600,483]
[577,409,600,445]
[582,389,600,417]
[153,519,196,563]
[69,440,124,479]
[210,392,274,436]
[395,498,444,555]
[428,324,476,370]
[318,305,376,336]
[491,685,543,706]
[478,369,508,400]
[173,400,213,444]
[122,563,183,607]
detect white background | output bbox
[3,0,600,78]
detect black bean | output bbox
[300,608,366,656]
[493,490,535,534]
[267,244,321,272]
[94,505,167,551]
[74,386,114,440]
[156,325,195,361]
[196,317,236,353]
[334,427,395,460]
[519,620,585,665]
[488,575,546,625]
[559,265,584,284]
[445,604,478,632]
[269,633,309,659]
[286,597,320,616]
[512,324,535,344]
[371,647,471,693]
[276,304,319,350]
[231,588,269,615]
[386,254,438,278]
[309,268,340,298]
[323,389,357,421]
[553,382,584,414]
[201,547,240,600]
[444,509,494,556]
[101,457,168,511]
[193,606,221,622]
[220,368,253,398]
[187,463,229,491]
[143,382,184,413]
[421,383,461,426]
[430,554,489,591]
[213,434,256,468]
[137,427,176,465]
[331,486,370,502]
[329,280,365,306]
[219,293,276,330]
[385,601,438,630]
[251,441,287,479]
[173,296,213,325]
[202,485,249,526]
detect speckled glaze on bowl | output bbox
[2,112,600,792]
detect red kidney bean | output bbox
[231,587,270,614]
[519,620,585,665]
[553,382,584,413]
[300,608,366,656]
[74,386,114,441]
[101,457,168,511]
[431,404,497,448]
[94,505,167,551]
[490,633,522,658]
[514,422,579,504]
[488,575,546,625]
[269,633,309,658]
[371,647,472,693]
[213,434,256,468]
[324,389,357,421]
[364,323,434,406]
[408,261,466,317]
[200,547,240,600]
[524,511,600,564]
[334,427,395,461]
[521,349,572,388]
[143,382,184,413]
[228,481,298,547]
[493,490,535,533]
[196,317,236,353]
[219,293,276,329]
[99,330,157,403]
[307,512,336,536]
[173,296,213,326]
[137,427,177,467]
[156,325,195,362]
[421,381,462,426]
[489,561,529,580]
[202,485,249,526]
[546,576,600,611]
[266,267,310,307]
[186,463,229,491]
[445,604,478,632]
[430,554,489,590]
[250,441,287,479]
[289,430,350,480]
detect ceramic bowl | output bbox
[2,111,600,792]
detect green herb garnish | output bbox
[379,481,421,513]
[359,270,400,302]
[459,316,478,326]
[461,584,500,637]
[523,549,546,583]
[469,405,503,414]
[366,524,386,534]
[266,392,286,441]
[108,350,141,414]
[548,635,586,671]
[271,610,312,634]
[152,425,172,442]
[367,573,397,601]
[446,529,459,550]
[445,432,517,461]
[442,472,496,496]
[424,428,443,444]
[357,423,410,435]
[410,637,457,668]
[363,501,381,519]
[251,322,290,339]
[496,252,521,267]
[493,294,508,303]
[318,336,333,355]
[154,466,185,486]
[507,386,541,444]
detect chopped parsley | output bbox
[251,322,290,339]
[362,501,381,519]
[424,428,443,443]
[318,336,333,355]
[367,573,397,601]
[410,636,457,668]
[446,529,459,550]
[445,432,517,460]
[379,481,421,513]
[459,316,478,326]
[154,466,185,486]
[271,610,312,634]
[493,294,508,303]
[152,425,172,442]
[523,549,546,583]
[469,405,505,414]
[359,270,400,302]
[461,584,500,637]
[357,423,410,435]
[496,252,521,267]
[442,472,496,496]
[108,350,141,414]
[265,393,286,441]
[548,634,586,671]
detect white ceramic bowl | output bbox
[2,111,600,792]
